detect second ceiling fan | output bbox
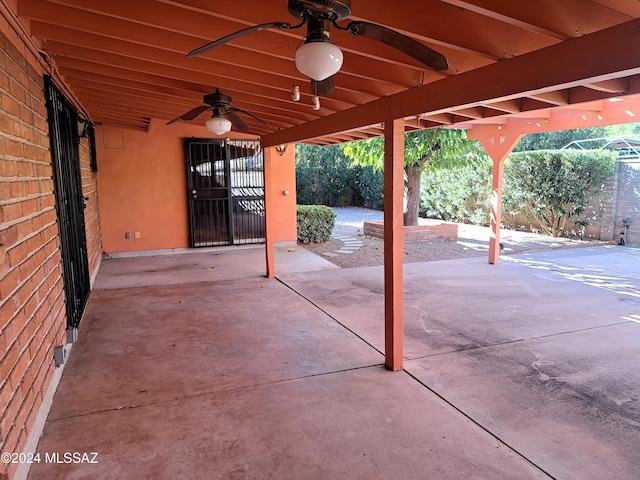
[188,0,449,97]
[167,88,270,135]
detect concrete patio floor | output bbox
[26,244,640,479]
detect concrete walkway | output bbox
[26,243,640,479]
[330,206,601,255]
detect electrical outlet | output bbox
[125,232,131,239]
[66,327,78,344]
[54,345,68,367]
[134,232,140,239]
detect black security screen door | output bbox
[44,76,90,329]
[185,138,264,247]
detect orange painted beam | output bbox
[384,118,405,371]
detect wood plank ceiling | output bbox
[16,0,640,145]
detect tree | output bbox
[342,129,486,226]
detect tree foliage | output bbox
[503,150,617,236]
[342,129,482,170]
[342,129,486,225]
[420,159,493,225]
[514,124,640,151]
[295,144,384,208]
[295,144,356,206]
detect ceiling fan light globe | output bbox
[294,41,343,81]
[205,116,232,135]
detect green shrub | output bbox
[295,145,357,206]
[420,159,492,225]
[296,205,336,243]
[295,144,384,209]
[503,149,617,236]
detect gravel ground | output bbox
[299,207,608,269]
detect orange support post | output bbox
[469,125,523,265]
[384,118,405,371]
[263,146,276,278]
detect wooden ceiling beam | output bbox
[87,101,275,133]
[56,63,334,122]
[485,99,523,114]
[450,107,485,120]
[528,90,570,106]
[346,0,557,59]
[62,71,326,124]
[33,23,369,105]
[59,68,211,102]
[262,18,640,146]
[520,97,560,111]
[39,30,385,106]
[585,78,629,93]
[161,0,494,66]
[590,0,640,17]
[440,0,633,41]
[76,87,311,130]
[49,48,345,118]
[418,114,454,125]
[173,0,453,73]
[23,1,427,92]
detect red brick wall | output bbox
[79,137,102,279]
[364,220,458,242]
[0,23,101,480]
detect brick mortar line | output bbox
[0,243,62,309]
[0,206,56,231]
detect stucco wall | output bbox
[97,122,297,254]
[265,143,297,243]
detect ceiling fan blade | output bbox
[228,107,272,128]
[224,110,249,132]
[188,22,293,58]
[346,21,449,72]
[166,105,212,125]
[311,76,335,97]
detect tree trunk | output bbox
[404,163,422,226]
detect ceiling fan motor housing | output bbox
[203,89,232,107]
[288,0,352,21]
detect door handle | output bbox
[191,189,197,199]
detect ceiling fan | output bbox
[167,88,270,135]
[187,0,449,97]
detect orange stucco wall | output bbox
[97,121,297,254]
[265,144,297,243]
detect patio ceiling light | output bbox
[205,115,232,135]
[294,39,343,81]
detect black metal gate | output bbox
[44,76,91,328]
[185,138,264,247]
